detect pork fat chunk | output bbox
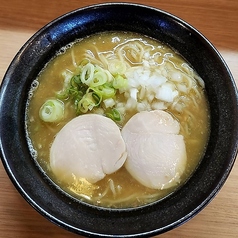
[50,114,127,183]
[121,110,187,190]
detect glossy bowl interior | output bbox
[0,3,238,237]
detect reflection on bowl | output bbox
[0,3,238,237]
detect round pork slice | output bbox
[50,114,127,184]
[121,110,187,190]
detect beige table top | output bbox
[0,0,238,237]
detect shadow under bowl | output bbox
[0,3,238,237]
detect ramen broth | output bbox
[26,31,210,208]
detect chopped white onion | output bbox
[125,98,137,110]
[103,98,115,108]
[151,101,167,110]
[130,88,139,101]
[113,52,203,115]
[155,84,178,102]
[170,71,183,82]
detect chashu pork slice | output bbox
[121,110,187,190]
[50,114,127,184]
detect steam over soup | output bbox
[26,31,210,208]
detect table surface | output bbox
[0,0,238,237]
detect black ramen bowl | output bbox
[0,3,238,237]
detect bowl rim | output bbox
[1,2,238,237]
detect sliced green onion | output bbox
[56,89,69,100]
[86,87,102,105]
[106,108,121,121]
[92,92,102,105]
[72,74,81,85]
[39,99,64,123]
[90,70,107,87]
[54,60,127,117]
[81,63,94,85]
[77,92,99,114]
[78,98,93,113]
[112,74,127,89]
[68,74,88,102]
[95,83,116,99]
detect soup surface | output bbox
[26,31,210,208]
